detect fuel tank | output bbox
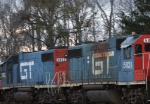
[87,90,124,104]
[13,92,34,102]
[87,90,112,103]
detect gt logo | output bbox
[92,51,114,75]
[20,61,34,80]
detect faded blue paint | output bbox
[109,37,126,82]
[68,37,125,83]
[118,36,135,81]
[1,49,55,87]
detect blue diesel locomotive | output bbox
[0,34,150,104]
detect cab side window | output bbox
[145,44,150,52]
[124,46,131,59]
[7,62,13,70]
[135,44,142,54]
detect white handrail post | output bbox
[146,54,150,91]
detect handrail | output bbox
[146,54,150,91]
[51,71,66,93]
[19,71,51,92]
[134,52,150,70]
[109,55,121,68]
[32,71,51,86]
[57,71,66,90]
[44,72,51,93]
[134,52,150,91]
[108,55,121,81]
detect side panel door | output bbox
[54,49,68,84]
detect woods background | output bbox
[0,0,148,59]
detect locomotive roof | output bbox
[121,35,140,48]
[0,56,12,65]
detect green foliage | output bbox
[120,0,150,34]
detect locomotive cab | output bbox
[119,34,150,82]
[119,35,138,81]
[0,56,14,86]
[134,34,150,81]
